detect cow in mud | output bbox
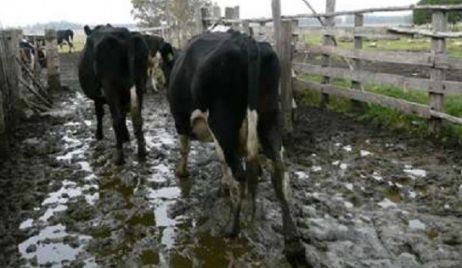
[142,34,165,92]
[78,25,148,165]
[159,30,308,266]
[19,39,47,72]
[57,29,74,53]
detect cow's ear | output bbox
[84,25,92,36]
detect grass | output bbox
[58,40,85,54]
[297,71,462,143]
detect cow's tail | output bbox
[128,36,139,118]
[70,30,74,41]
[246,37,260,160]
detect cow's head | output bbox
[84,24,113,36]
[159,42,177,86]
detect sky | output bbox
[0,0,419,27]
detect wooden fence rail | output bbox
[202,3,462,136]
[201,3,462,133]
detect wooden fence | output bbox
[0,30,21,155]
[201,2,462,134]
[0,29,59,156]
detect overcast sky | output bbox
[0,0,419,27]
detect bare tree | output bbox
[131,0,212,46]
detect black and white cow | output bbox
[57,29,74,53]
[19,39,47,70]
[160,30,308,266]
[19,39,36,70]
[78,25,148,165]
[142,34,164,92]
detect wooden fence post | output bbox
[0,36,6,155]
[280,20,294,135]
[33,37,40,78]
[429,11,447,133]
[243,20,252,36]
[45,29,61,93]
[351,13,364,109]
[200,7,210,32]
[4,30,20,124]
[225,7,234,20]
[0,29,21,154]
[321,0,336,108]
[212,5,221,19]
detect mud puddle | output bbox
[1,52,462,268]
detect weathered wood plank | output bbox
[294,63,431,92]
[294,62,462,95]
[388,27,462,39]
[280,20,294,134]
[45,29,61,92]
[352,13,363,97]
[300,27,402,39]
[287,4,462,19]
[302,45,434,67]
[429,11,447,132]
[294,79,431,118]
[321,0,336,108]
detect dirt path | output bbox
[0,53,461,267]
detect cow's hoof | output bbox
[115,158,125,166]
[115,151,125,166]
[175,167,189,178]
[218,185,230,198]
[224,222,241,239]
[138,149,147,162]
[284,240,310,268]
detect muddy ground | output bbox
[0,52,461,268]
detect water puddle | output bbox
[378,198,397,209]
[409,219,426,231]
[18,109,99,266]
[18,224,91,267]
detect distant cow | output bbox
[78,25,148,165]
[142,34,164,92]
[160,30,308,266]
[19,39,47,71]
[57,29,74,53]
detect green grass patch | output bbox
[297,76,462,143]
[58,40,85,53]
[302,34,462,57]
[298,33,462,142]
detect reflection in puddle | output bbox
[409,219,426,230]
[18,114,99,266]
[18,224,91,266]
[378,198,397,209]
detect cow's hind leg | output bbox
[109,106,126,165]
[95,99,104,140]
[131,86,147,161]
[259,117,308,267]
[176,135,190,178]
[208,113,245,237]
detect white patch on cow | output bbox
[151,75,158,92]
[208,24,231,33]
[292,98,297,109]
[280,146,285,162]
[190,109,211,142]
[130,86,138,112]
[211,133,225,162]
[30,53,35,71]
[247,109,258,159]
[283,171,291,199]
[210,130,240,202]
